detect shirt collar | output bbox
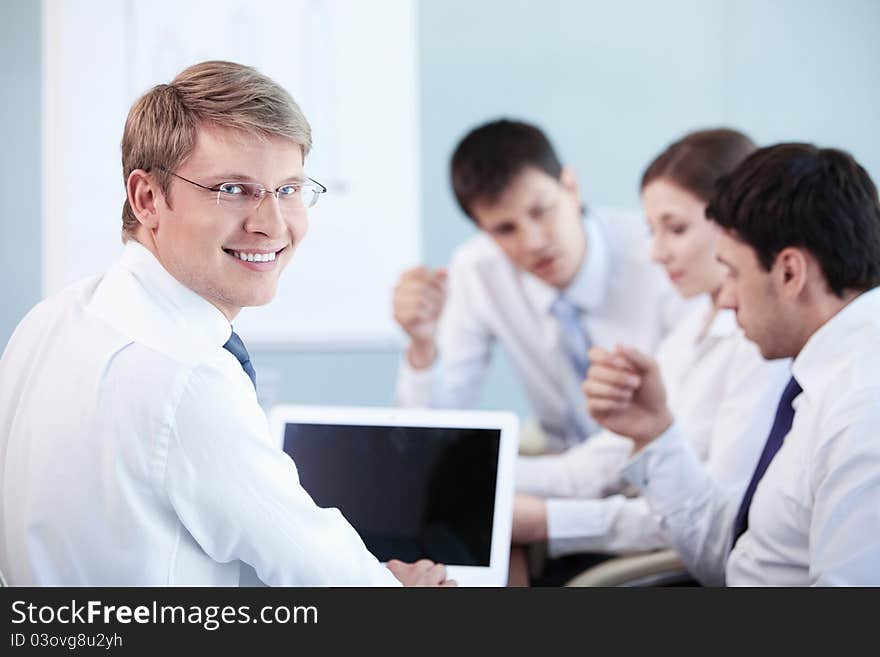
[705,304,739,339]
[792,286,880,398]
[521,216,611,315]
[93,240,233,352]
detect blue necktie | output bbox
[550,295,592,443]
[550,295,591,383]
[223,330,257,390]
[731,376,802,546]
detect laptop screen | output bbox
[282,423,501,567]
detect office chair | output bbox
[564,549,696,587]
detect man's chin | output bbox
[535,266,574,289]
[239,292,277,308]
[755,339,783,361]
[229,285,279,309]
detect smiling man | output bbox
[394,120,685,453]
[0,61,451,587]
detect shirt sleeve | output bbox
[622,424,740,586]
[539,341,791,559]
[545,495,669,557]
[164,362,401,587]
[396,250,494,409]
[808,390,880,586]
[515,431,634,498]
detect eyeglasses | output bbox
[161,170,327,212]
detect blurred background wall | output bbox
[2,0,878,419]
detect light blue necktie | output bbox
[550,295,591,383]
[550,295,592,443]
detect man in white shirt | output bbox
[513,301,790,561]
[394,120,683,452]
[584,143,880,585]
[0,61,452,587]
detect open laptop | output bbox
[269,405,519,586]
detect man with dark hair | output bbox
[584,143,880,585]
[393,119,684,453]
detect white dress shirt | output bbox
[623,287,880,586]
[396,210,687,452]
[0,241,399,586]
[516,298,791,556]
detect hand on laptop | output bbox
[583,345,673,450]
[386,558,458,587]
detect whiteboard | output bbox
[42,0,419,347]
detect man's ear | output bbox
[126,169,162,230]
[775,247,809,299]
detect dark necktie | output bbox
[731,376,802,546]
[223,330,257,390]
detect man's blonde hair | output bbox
[120,60,312,240]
